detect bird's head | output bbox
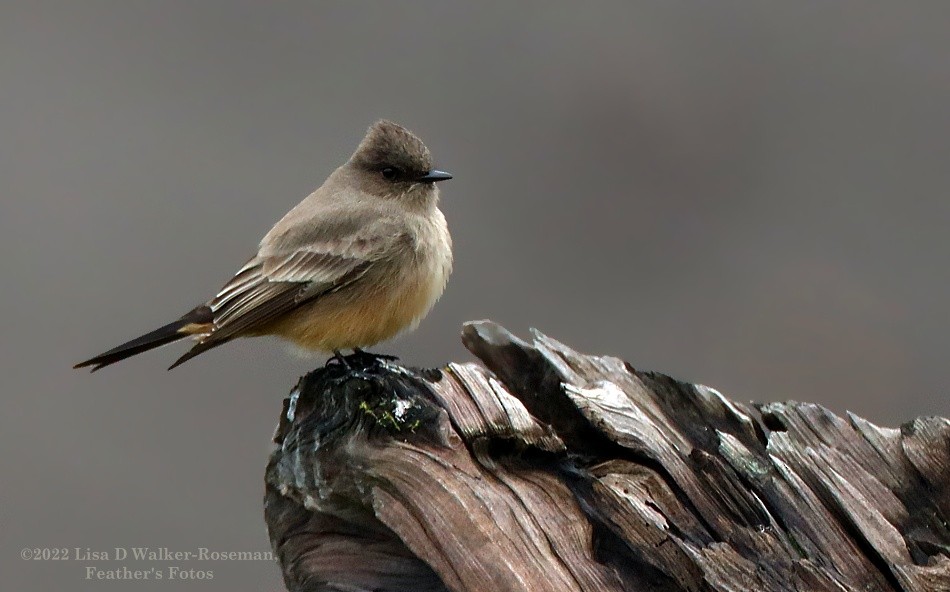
[347,120,452,203]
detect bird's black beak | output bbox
[416,170,453,183]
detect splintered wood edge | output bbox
[265,321,950,592]
[459,319,950,591]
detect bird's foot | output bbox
[350,348,399,366]
[324,349,396,385]
[325,350,353,370]
[324,349,398,378]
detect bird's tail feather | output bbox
[74,306,212,372]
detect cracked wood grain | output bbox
[264,321,950,592]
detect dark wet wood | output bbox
[264,321,950,592]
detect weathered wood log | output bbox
[264,321,950,592]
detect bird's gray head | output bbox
[347,120,452,202]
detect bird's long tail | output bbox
[74,306,213,372]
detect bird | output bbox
[75,120,453,372]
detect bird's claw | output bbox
[325,349,399,373]
[326,350,353,369]
[350,348,399,366]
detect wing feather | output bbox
[202,236,391,346]
[171,211,411,362]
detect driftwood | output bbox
[264,321,950,592]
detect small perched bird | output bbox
[75,120,453,371]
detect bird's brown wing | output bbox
[212,250,371,336]
[167,243,385,369]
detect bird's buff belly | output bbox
[260,265,446,352]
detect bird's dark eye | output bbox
[381,167,399,180]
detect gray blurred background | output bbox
[3,2,949,590]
